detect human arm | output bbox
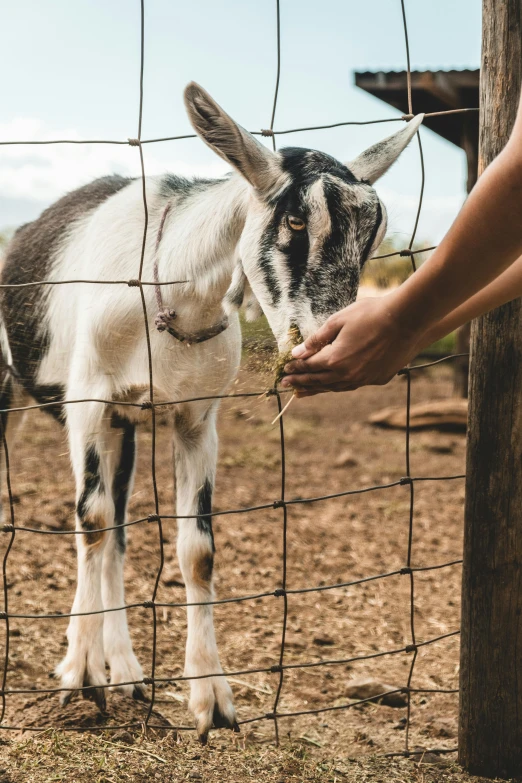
[418,254,522,347]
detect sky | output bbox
[0,0,481,247]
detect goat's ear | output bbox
[184,82,282,193]
[347,114,424,184]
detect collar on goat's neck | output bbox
[152,177,248,345]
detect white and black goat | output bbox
[0,83,422,741]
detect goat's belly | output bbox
[110,375,231,425]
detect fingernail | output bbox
[280,378,290,387]
[292,344,305,357]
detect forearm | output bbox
[388,139,522,336]
[419,254,522,347]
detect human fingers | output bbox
[290,315,343,360]
[281,372,341,391]
[293,389,323,398]
[293,385,351,397]
[284,344,335,375]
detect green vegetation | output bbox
[422,330,457,356]
[239,312,275,349]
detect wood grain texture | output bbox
[459,0,522,776]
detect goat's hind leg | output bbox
[56,401,114,710]
[174,405,238,743]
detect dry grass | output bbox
[2,730,515,783]
[0,731,516,783]
[361,256,414,289]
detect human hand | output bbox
[281,295,421,396]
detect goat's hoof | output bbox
[107,650,145,701]
[132,684,149,702]
[195,709,238,745]
[108,680,147,702]
[190,676,238,743]
[56,653,108,713]
[82,684,107,712]
[58,682,107,713]
[212,702,239,731]
[60,689,74,708]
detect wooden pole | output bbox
[459,0,522,776]
[453,116,479,399]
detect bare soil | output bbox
[0,360,508,782]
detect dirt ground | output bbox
[0,356,510,782]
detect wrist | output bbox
[382,287,427,341]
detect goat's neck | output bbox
[159,175,249,311]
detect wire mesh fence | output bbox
[0,0,474,757]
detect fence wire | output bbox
[0,0,472,758]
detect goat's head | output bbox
[184,82,423,350]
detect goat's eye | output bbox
[287,215,306,232]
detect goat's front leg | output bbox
[102,417,145,701]
[174,408,238,743]
[56,401,112,710]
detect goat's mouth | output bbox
[273,324,304,386]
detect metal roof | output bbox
[354,69,479,149]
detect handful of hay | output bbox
[273,324,303,387]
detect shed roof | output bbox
[354,69,479,148]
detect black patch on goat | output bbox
[280,147,359,188]
[111,414,136,555]
[360,200,382,266]
[197,479,215,552]
[30,384,66,423]
[159,173,223,201]
[0,175,133,412]
[256,227,283,306]
[77,445,104,522]
[273,194,310,300]
[159,173,193,199]
[303,176,378,316]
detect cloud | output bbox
[0,117,228,207]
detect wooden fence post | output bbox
[459,0,522,776]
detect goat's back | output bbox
[0,176,134,404]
